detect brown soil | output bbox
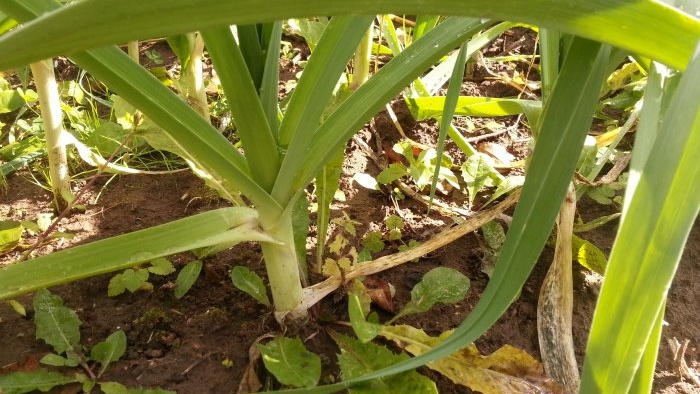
[1,28,698,394]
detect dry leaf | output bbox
[364,277,396,313]
[381,325,562,394]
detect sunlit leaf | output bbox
[0,220,23,253]
[572,235,607,275]
[148,258,176,276]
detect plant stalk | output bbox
[127,41,139,63]
[183,32,210,123]
[350,25,373,90]
[29,58,72,211]
[259,207,306,322]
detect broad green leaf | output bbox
[257,336,321,388]
[174,260,202,299]
[328,330,437,394]
[90,330,127,376]
[581,41,700,393]
[0,369,79,394]
[407,96,542,124]
[33,289,81,355]
[572,235,607,275]
[39,353,79,367]
[484,175,524,206]
[461,153,494,206]
[0,207,262,300]
[0,220,22,252]
[380,325,559,394]
[0,1,696,71]
[166,34,194,70]
[148,258,176,276]
[0,88,24,113]
[393,267,470,321]
[230,266,271,307]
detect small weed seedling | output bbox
[108,258,202,300]
[0,289,174,394]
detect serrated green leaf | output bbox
[328,330,437,394]
[394,267,470,320]
[361,231,385,254]
[257,336,321,388]
[461,153,494,206]
[0,220,23,252]
[0,369,79,394]
[148,258,176,276]
[230,266,270,307]
[39,353,78,367]
[33,289,81,355]
[91,330,127,376]
[174,260,202,299]
[108,269,150,297]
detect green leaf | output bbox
[315,147,346,269]
[39,353,79,367]
[0,369,79,394]
[376,163,408,185]
[572,235,607,275]
[148,258,176,276]
[461,153,494,206]
[481,221,506,250]
[90,330,127,376]
[0,207,262,300]
[328,330,437,394]
[0,220,23,252]
[174,260,202,299]
[33,288,81,355]
[108,269,150,296]
[361,231,385,255]
[100,381,176,394]
[348,290,381,343]
[0,88,24,113]
[394,267,470,320]
[257,336,321,388]
[407,96,542,122]
[230,266,271,307]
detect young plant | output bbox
[0,289,174,394]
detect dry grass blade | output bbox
[537,183,579,393]
[278,190,521,321]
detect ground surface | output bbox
[1,28,699,394]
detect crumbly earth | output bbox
[1,29,698,394]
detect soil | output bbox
[1,28,699,394]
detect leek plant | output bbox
[28,58,72,210]
[0,1,697,393]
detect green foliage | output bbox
[33,288,81,355]
[174,260,202,299]
[230,265,271,307]
[392,267,470,322]
[329,330,437,394]
[0,290,169,393]
[258,336,321,388]
[0,220,23,252]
